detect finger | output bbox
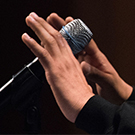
[29,12,80,69]
[30,12,74,57]
[84,39,114,72]
[46,13,66,30]
[85,39,100,56]
[26,13,61,57]
[22,33,53,69]
[65,16,74,24]
[30,12,62,40]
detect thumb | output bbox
[81,61,109,87]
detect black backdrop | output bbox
[0,0,135,134]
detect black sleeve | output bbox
[75,87,135,134]
[127,86,135,101]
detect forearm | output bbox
[113,75,133,104]
[75,90,135,134]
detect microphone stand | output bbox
[0,58,45,134]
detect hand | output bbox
[46,13,133,105]
[22,12,94,123]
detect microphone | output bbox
[60,19,93,54]
[0,19,93,112]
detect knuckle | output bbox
[38,49,48,60]
[49,38,57,45]
[52,31,63,40]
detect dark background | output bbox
[0,0,135,134]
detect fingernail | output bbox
[27,15,35,21]
[23,33,30,39]
[30,12,38,18]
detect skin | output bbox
[46,13,133,105]
[22,12,94,123]
[22,12,133,122]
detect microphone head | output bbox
[59,19,93,54]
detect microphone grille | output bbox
[59,19,93,54]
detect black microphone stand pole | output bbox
[0,58,45,134]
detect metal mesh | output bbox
[59,19,93,54]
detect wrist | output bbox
[114,75,133,104]
[127,86,135,101]
[71,92,95,123]
[66,86,95,123]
